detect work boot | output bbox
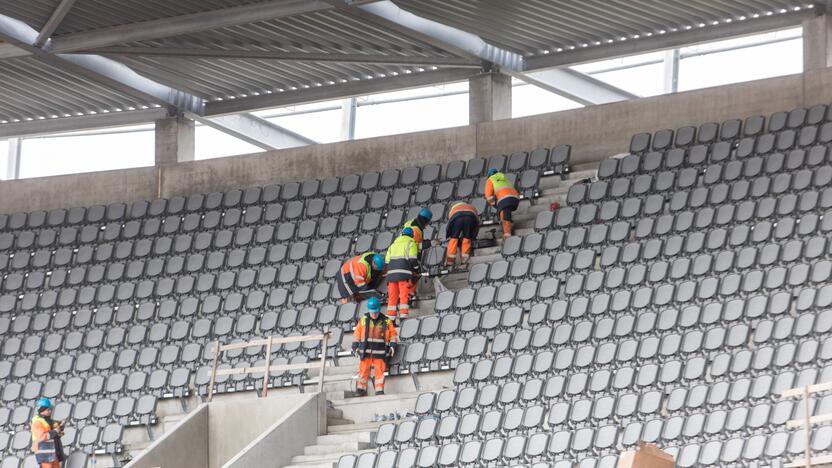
[355,388,367,397]
[376,391,384,396]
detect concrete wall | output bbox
[207,393,320,468]
[222,394,323,468]
[2,68,832,214]
[0,166,158,214]
[125,403,209,468]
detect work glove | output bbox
[386,347,395,358]
[351,342,360,358]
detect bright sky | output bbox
[1,28,803,179]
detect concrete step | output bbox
[304,441,374,456]
[316,431,376,445]
[327,417,354,426]
[327,407,344,420]
[290,448,377,464]
[280,463,336,468]
[328,419,411,434]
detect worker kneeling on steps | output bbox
[335,251,385,304]
[485,168,520,239]
[446,201,480,266]
[351,297,398,396]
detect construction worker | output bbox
[385,227,420,320]
[351,296,398,396]
[335,252,386,304]
[445,201,480,266]
[485,168,520,239]
[403,207,433,252]
[31,397,65,468]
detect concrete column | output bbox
[340,97,357,141]
[5,138,21,180]
[804,13,832,71]
[663,49,680,93]
[155,115,195,165]
[469,71,512,124]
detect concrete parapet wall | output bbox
[221,393,323,468]
[1,69,830,214]
[123,393,322,468]
[125,403,209,468]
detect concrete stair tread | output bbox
[329,391,423,407]
[290,448,377,464]
[327,418,413,434]
[304,441,374,455]
[317,431,375,445]
[280,464,336,468]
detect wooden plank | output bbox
[787,413,832,428]
[214,362,320,377]
[318,328,330,394]
[262,335,273,398]
[207,340,221,403]
[219,334,326,352]
[785,454,832,467]
[782,382,832,398]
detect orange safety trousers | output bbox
[357,357,386,391]
[446,238,473,262]
[40,462,59,468]
[386,280,412,318]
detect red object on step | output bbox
[550,202,560,211]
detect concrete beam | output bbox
[155,116,195,165]
[195,113,316,150]
[5,138,21,180]
[0,108,167,139]
[342,0,524,72]
[525,8,815,71]
[46,0,332,54]
[468,71,511,124]
[205,68,475,116]
[0,14,205,115]
[34,0,77,47]
[86,46,481,68]
[804,12,832,70]
[519,68,638,105]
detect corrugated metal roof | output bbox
[0,56,146,122]
[395,0,808,56]
[0,0,814,132]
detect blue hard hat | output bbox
[372,254,385,270]
[418,207,433,220]
[488,168,499,177]
[36,397,52,410]
[402,227,414,237]
[367,296,381,313]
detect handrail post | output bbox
[207,340,221,403]
[805,385,812,467]
[318,327,330,394]
[263,335,273,398]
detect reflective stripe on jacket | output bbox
[385,235,419,281]
[31,415,56,458]
[448,202,479,223]
[485,172,520,203]
[341,252,375,287]
[353,314,398,357]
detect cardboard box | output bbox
[617,442,675,468]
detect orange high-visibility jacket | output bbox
[448,202,479,222]
[31,415,56,459]
[341,253,375,288]
[353,314,398,357]
[484,172,520,204]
